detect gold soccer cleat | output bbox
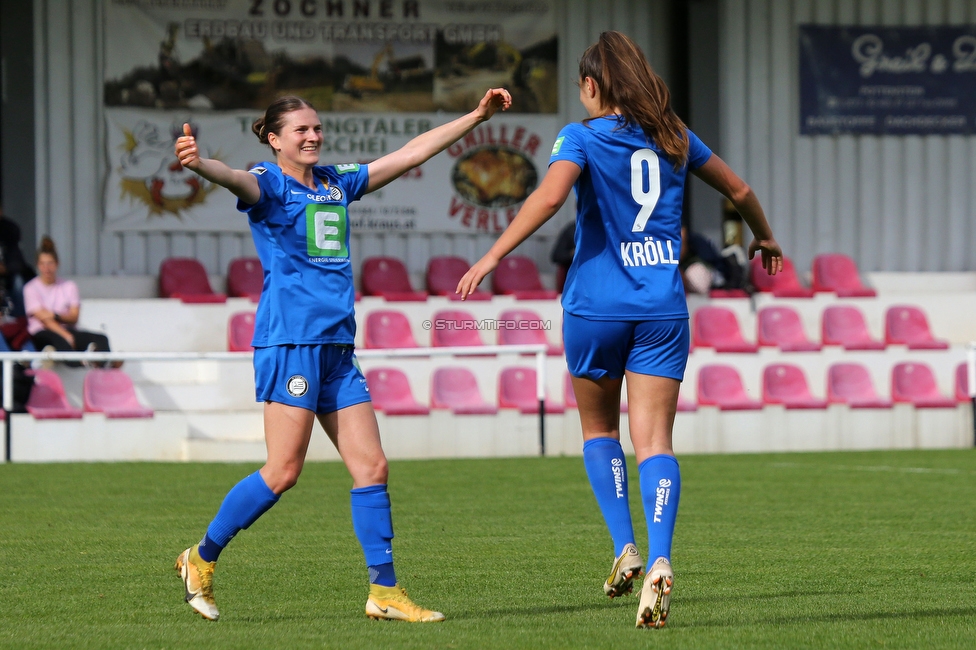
[365,584,445,622]
[604,543,644,598]
[174,545,219,621]
[636,557,673,629]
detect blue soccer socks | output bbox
[351,484,397,587]
[199,471,280,562]
[583,437,637,556]
[639,454,681,562]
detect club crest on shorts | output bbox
[286,375,308,397]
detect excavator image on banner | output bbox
[342,44,431,97]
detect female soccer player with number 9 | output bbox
[457,31,783,628]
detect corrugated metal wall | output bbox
[32,0,674,277]
[721,0,976,273]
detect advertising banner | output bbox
[799,25,976,135]
[102,0,559,232]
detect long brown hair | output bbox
[252,95,316,147]
[579,31,689,168]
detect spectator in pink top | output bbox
[24,236,113,366]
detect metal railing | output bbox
[969,342,976,446]
[0,344,550,462]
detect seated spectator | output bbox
[679,226,749,295]
[0,202,36,317]
[24,237,115,367]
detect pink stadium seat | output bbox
[709,288,749,299]
[891,362,956,408]
[750,256,814,298]
[676,395,698,412]
[83,369,154,418]
[364,310,419,349]
[692,306,759,353]
[426,256,491,301]
[696,365,762,410]
[884,305,949,350]
[26,369,82,419]
[757,306,822,351]
[491,255,558,300]
[826,363,892,409]
[498,367,564,414]
[430,310,485,349]
[762,363,827,409]
[497,309,563,356]
[361,256,428,301]
[821,305,885,350]
[365,368,429,415]
[431,367,497,415]
[227,312,256,352]
[227,257,263,301]
[811,253,876,297]
[956,363,971,402]
[158,257,227,303]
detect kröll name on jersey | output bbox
[446,124,542,234]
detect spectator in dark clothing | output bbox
[550,221,576,293]
[0,203,36,317]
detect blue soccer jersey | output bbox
[550,118,712,320]
[237,161,369,346]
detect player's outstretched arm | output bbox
[456,160,579,300]
[691,154,783,275]
[365,88,512,193]
[175,123,261,205]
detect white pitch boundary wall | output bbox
[32,0,671,279]
[721,0,976,274]
[3,274,973,463]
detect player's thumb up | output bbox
[183,123,192,138]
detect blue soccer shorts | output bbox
[253,344,371,413]
[563,312,690,381]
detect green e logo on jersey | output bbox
[551,136,565,155]
[335,163,360,174]
[306,205,348,258]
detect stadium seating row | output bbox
[748,253,876,298]
[227,308,564,354]
[159,251,879,304]
[697,361,968,410]
[158,254,557,304]
[364,361,971,417]
[694,304,947,352]
[25,369,152,420]
[228,303,947,355]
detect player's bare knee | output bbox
[262,463,303,493]
[366,457,389,485]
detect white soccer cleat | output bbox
[636,556,673,629]
[604,543,644,598]
[175,545,219,621]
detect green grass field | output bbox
[2,450,976,649]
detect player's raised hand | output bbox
[175,123,201,170]
[748,237,784,276]
[475,88,512,121]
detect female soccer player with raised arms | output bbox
[173,88,511,623]
[457,32,783,628]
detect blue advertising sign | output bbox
[799,25,976,135]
